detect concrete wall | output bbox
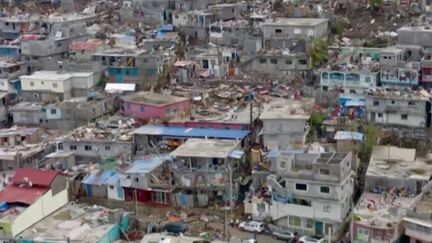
[262,21,328,40]
[11,188,68,237]
[12,110,46,126]
[249,55,310,73]
[366,97,428,127]
[21,76,72,94]
[107,185,125,201]
[62,140,131,159]
[262,119,308,148]
[121,99,192,120]
[21,90,71,102]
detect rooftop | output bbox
[20,71,72,81]
[171,138,241,158]
[69,39,104,51]
[9,102,43,111]
[0,143,48,161]
[367,146,432,180]
[64,120,134,142]
[259,98,314,120]
[354,192,414,228]
[126,155,172,174]
[94,47,146,57]
[121,91,190,106]
[0,59,25,68]
[262,18,328,26]
[365,88,431,101]
[17,203,123,242]
[132,125,250,140]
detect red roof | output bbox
[12,168,61,187]
[0,184,49,205]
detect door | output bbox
[370,112,376,122]
[416,181,423,194]
[315,221,323,236]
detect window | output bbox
[320,168,330,175]
[306,219,314,228]
[56,42,62,48]
[373,101,379,106]
[280,160,287,168]
[50,109,57,115]
[323,205,331,212]
[109,185,114,189]
[378,113,383,118]
[391,100,395,104]
[275,29,282,34]
[52,83,58,88]
[259,58,267,64]
[57,142,63,150]
[408,101,415,106]
[289,216,301,226]
[286,59,293,65]
[349,89,356,94]
[105,145,111,151]
[365,76,372,83]
[152,191,168,204]
[70,144,77,150]
[257,203,266,212]
[140,105,145,112]
[84,145,92,151]
[270,58,278,64]
[320,186,330,194]
[299,59,307,65]
[401,114,408,120]
[30,81,34,86]
[295,183,307,191]
[135,178,139,182]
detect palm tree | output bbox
[308,38,329,69]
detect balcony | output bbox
[173,171,229,189]
[320,71,374,88]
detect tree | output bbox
[308,38,329,69]
[369,0,383,13]
[307,111,326,142]
[358,124,380,163]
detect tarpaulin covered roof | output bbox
[132,125,250,140]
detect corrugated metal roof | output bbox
[126,155,171,174]
[12,168,61,187]
[92,171,118,186]
[132,125,250,140]
[81,174,97,185]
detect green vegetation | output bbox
[307,111,326,142]
[358,124,380,163]
[308,38,329,68]
[369,0,384,12]
[97,73,107,87]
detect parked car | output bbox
[163,222,188,234]
[238,221,265,233]
[272,230,295,240]
[299,236,327,243]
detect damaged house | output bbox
[267,152,355,239]
[171,138,245,208]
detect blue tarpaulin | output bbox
[133,125,250,140]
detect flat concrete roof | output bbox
[171,138,240,158]
[121,91,190,106]
[262,18,328,26]
[260,98,314,120]
[367,146,432,180]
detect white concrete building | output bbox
[365,90,431,128]
[259,98,314,150]
[267,152,355,239]
[20,71,97,102]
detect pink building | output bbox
[120,92,192,121]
